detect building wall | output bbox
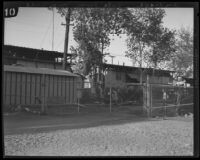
[149,76,170,84]
[104,70,126,88]
[104,70,172,88]
[3,71,78,106]
[17,60,62,69]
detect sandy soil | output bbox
[4,116,193,156]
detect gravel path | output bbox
[4,117,193,156]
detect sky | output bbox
[4,7,194,66]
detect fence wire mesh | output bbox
[77,82,144,115]
[150,84,193,117]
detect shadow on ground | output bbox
[3,109,191,136]
[3,110,151,135]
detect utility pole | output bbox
[62,8,71,70]
[52,8,54,51]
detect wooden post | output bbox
[164,102,166,119]
[142,83,146,115]
[150,84,152,118]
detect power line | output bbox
[39,21,52,49]
[55,37,65,51]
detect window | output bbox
[116,72,122,81]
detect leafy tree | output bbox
[71,8,130,75]
[169,27,193,78]
[53,7,132,98]
[49,7,108,75]
[124,8,176,83]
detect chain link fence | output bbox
[149,84,193,118]
[76,82,144,115]
[41,80,193,117]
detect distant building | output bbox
[3,45,81,111]
[101,64,174,89]
[3,45,73,72]
[173,76,194,87]
[182,77,193,87]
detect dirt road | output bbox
[4,113,193,156]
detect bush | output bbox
[80,89,93,104]
[103,86,143,105]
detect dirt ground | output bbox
[3,112,193,156]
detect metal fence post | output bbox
[142,83,146,116]
[109,87,112,113]
[77,81,81,113]
[146,75,150,118]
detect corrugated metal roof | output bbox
[4,45,66,57]
[102,63,174,77]
[103,63,174,73]
[3,65,79,77]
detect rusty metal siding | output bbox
[49,75,54,97]
[4,72,6,104]
[66,77,70,103]
[53,75,56,96]
[7,72,11,105]
[35,75,41,105]
[44,75,49,101]
[73,78,78,103]
[30,74,35,104]
[10,72,15,105]
[69,77,72,103]
[3,70,79,106]
[58,76,61,97]
[5,72,10,105]
[64,77,67,103]
[61,76,65,100]
[16,73,21,105]
[26,74,31,105]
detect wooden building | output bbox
[3,65,80,107]
[101,64,174,88]
[3,45,73,71]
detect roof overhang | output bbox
[4,65,79,77]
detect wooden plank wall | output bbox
[3,71,78,106]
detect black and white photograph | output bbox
[3,1,199,157]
